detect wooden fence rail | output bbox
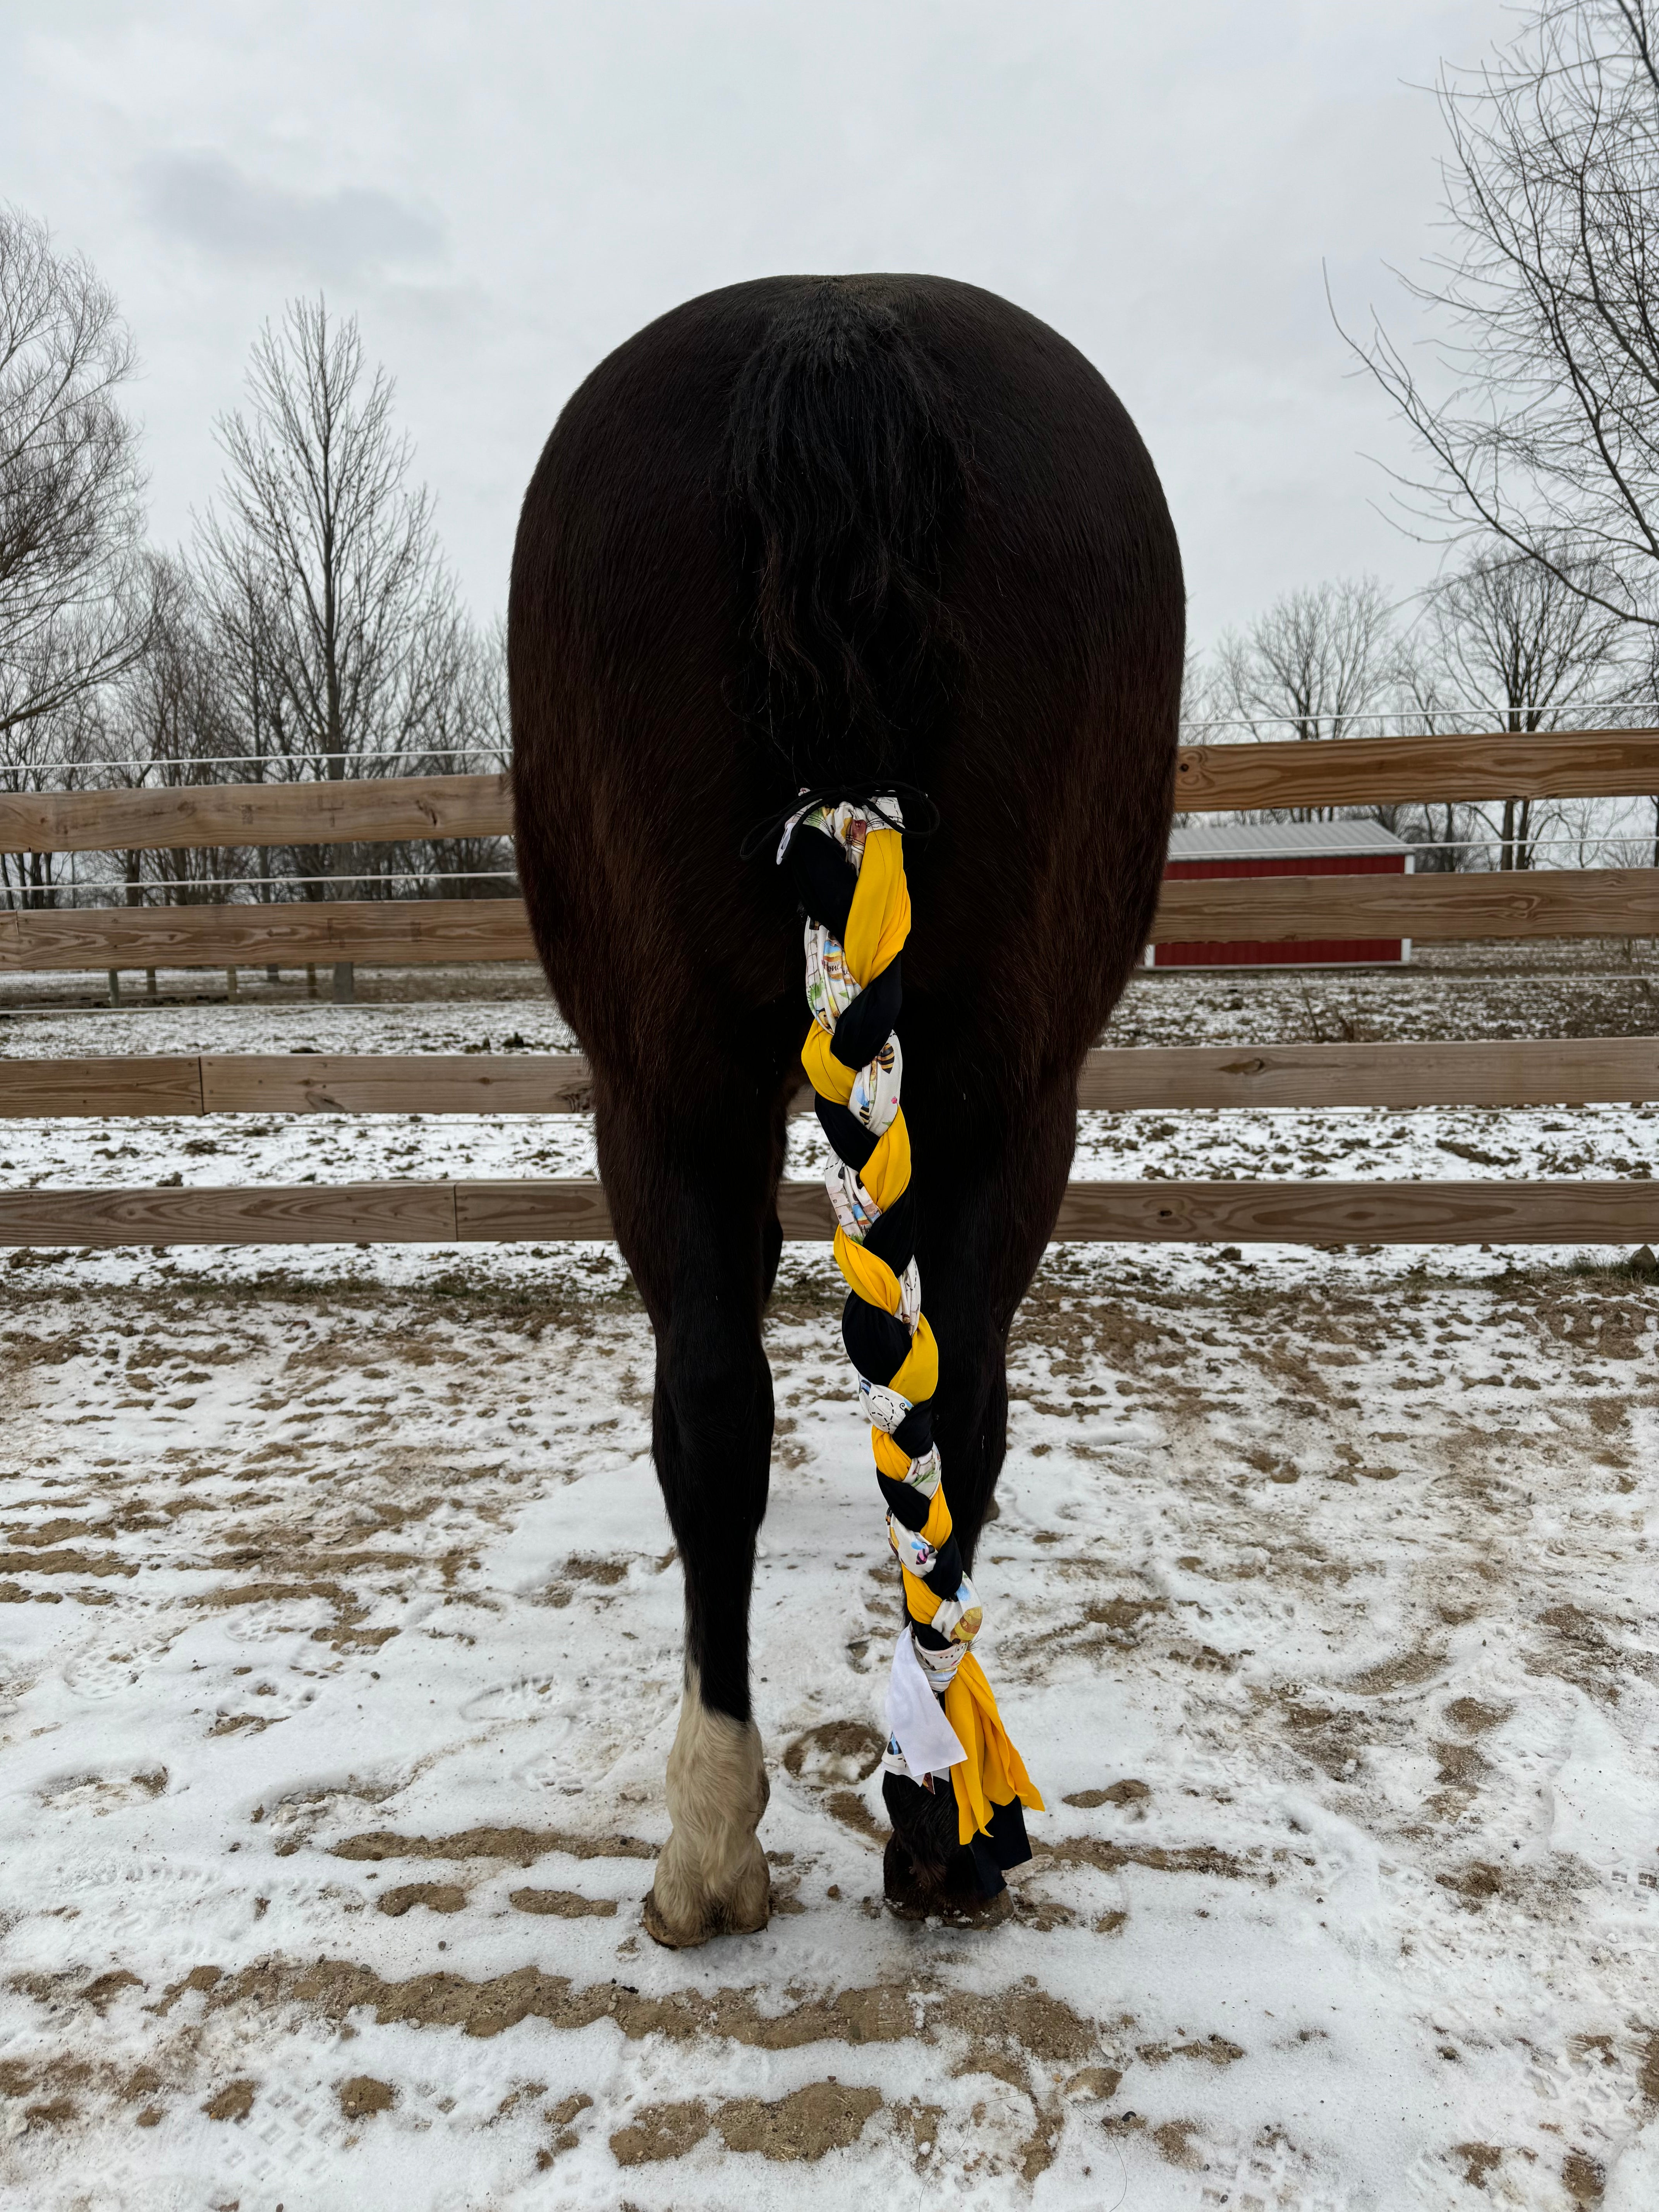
[5,866,1659,975]
[5,729,1658,1253]
[1,1177,1654,1250]
[0,774,510,856]
[7,730,1659,855]
[1173,728,1659,812]
[6,1039,1659,1118]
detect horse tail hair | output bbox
[727,280,968,784]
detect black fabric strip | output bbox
[966,1836,1006,1896]
[783,824,856,939]
[983,1796,1032,1870]
[912,1618,951,1651]
[815,1094,876,1173]
[831,954,901,1073]
[842,1293,912,1388]
[878,1472,930,1531]
[861,1185,915,1274]
[922,1536,963,1601]
[890,1399,934,1458]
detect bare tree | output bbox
[406,616,514,896]
[196,298,462,984]
[1214,577,1402,816]
[1416,543,1624,866]
[99,555,251,905]
[0,206,151,905]
[1343,4,1659,633]
[197,298,457,783]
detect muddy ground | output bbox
[1,950,1656,2208]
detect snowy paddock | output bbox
[2,960,1657,2210]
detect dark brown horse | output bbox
[509,274,1182,1945]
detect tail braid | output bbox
[780,793,1042,1856]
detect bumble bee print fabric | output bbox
[778,793,1042,1883]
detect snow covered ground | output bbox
[2,960,1657,2209]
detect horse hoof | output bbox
[883,1832,1012,1927]
[937,1878,1013,1929]
[642,1835,770,1949]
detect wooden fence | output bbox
[2,728,1657,1249]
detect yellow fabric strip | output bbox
[888,1313,938,1403]
[871,1430,914,1482]
[901,1568,939,1624]
[833,1229,901,1315]
[860,1112,910,1212]
[943,1655,1046,1845]
[843,828,911,986]
[802,1022,855,1105]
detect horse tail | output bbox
[726,280,968,785]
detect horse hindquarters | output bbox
[512,272,1182,1940]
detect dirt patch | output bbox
[1063,1779,1150,1809]
[607,2082,884,2166]
[1445,1697,1510,1733]
[1065,2064,1123,2099]
[1346,1644,1445,1695]
[1563,2147,1606,2203]
[509,1889,618,1917]
[936,1984,1097,2066]
[164,1953,1097,2064]
[1137,2033,1245,2067]
[338,2074,396,2118]
[333,1826,654,1866]
[81,1970,141,2013]
[714,2081,883,2160]
[823,1788,886,1843]
[610,2098,711,2165]
[0,1549,135,1578]
[783,1719,886,1786]
[1531,1604,1635,1704]
[154,1963,223,2015]
[564,1553,629,1586]
[1436,1861,1507,1907]
[376,1882,467,1917]
[1454,2142,1504,2188]
[1152,2116,1206,2168]
[202,2077,255,2122]
[1046,1834,1247,1881]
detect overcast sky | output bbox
[2,0,1501,648]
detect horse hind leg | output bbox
[599,1085,782,1948]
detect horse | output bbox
[509,273,1182,1947]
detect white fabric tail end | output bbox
[885,1625,965,1777]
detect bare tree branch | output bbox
[1338,3,1659,631]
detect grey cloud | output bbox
[136,151,441,279]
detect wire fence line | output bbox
[48,869,521,903]
[10,701,1659,781]
[6,716,1659,916]
[1178,705,1659,739]
[11,748,509,779]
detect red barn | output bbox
[1150,819,1413,969]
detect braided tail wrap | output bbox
[781,793,1042,1852]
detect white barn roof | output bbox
[1167,819,1410,864]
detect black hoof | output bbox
[882,1771,1010,1922]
